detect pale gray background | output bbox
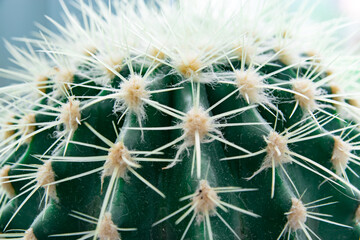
[0,0,103,86]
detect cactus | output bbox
[1,0,360,239]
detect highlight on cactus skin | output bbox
[1,0,360,239]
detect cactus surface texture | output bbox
[1,0,360,239]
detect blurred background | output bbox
[0,0,108,86]
[0,0,358,86]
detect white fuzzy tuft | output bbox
[175,53,204,80]
[192,180,219,223]
[24,228,37,240]
[59,98,81,132]
[235,69,266,104]
[19,114,36,143]
[116,74,150,117]
[98,212,120,240]
[355,205,360,224]
[36,161,58,201]
[292,78,320,112]
[331,136,351,177]
[102,142,134,181]
[0,165,15,198]
[2,114,15,140]
[182,107,214,145]
[287,198,307,230]
[102,54,124,80]
[265,131,291,167]
[53,68,74,92]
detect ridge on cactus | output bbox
[1,0,360,239]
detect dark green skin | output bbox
[110,72,174,240]
[150,82,244,240]
[206,80,360,240]
[2,59,360,240]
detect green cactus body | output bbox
[1,0,360,239]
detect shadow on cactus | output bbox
[0,0,360,239]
